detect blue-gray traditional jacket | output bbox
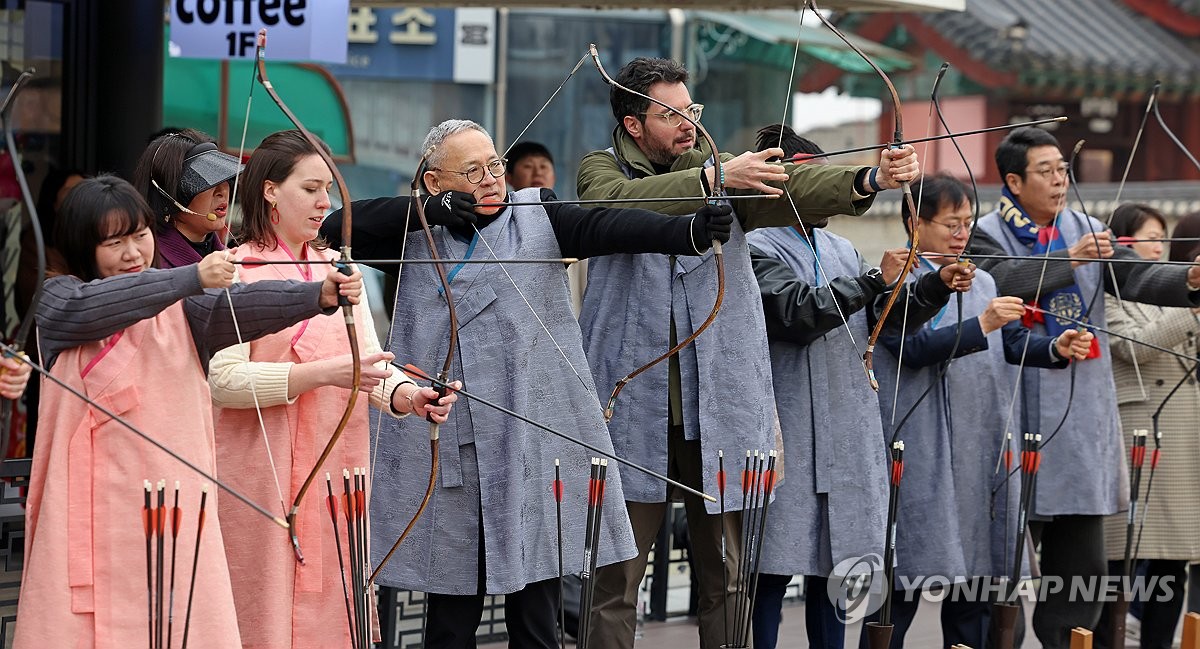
[370,189,637,595]
[746,226,888,577]
[876,266,1033,581]
[977,209,1126,517]
[578,153,781,513]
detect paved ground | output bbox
[481,595,1038,648]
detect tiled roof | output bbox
[921,0,1200,93]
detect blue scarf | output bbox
[998,187,1095,353]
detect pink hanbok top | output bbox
[213,242,381,649]
[17,303,242,648]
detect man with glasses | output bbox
[575,56,922,649]
[968,127,1200,649]
[321,119,736,649]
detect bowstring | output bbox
[224,59,288,518]
[776,7,862,358]
[887,79,937,428]
[369,201,413,500]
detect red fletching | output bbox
[342,494,353,523]
[716,470,726,493]
[741,470,751,492]
[355,489,365,518]
[1031,453,1042,475]
[172,506,182,537]
[552,479,564,502]
[1150,449,1161,469]
[156,505,166,536]
[143,508,153,538]
[1004,449,1013,472]
[763,470,777,493]
[1116,236,1136,247]
[596,481,606,506]
[327,493,338,519]
[197,509,207,535]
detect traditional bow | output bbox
[803,7,918,641]
[586,44,728,421]
[249,30,362,563]
[0,70,42,441]
[809,0,922,392]
[367,157,457,584]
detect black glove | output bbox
[422,190,478,230]
[692,202,734,249]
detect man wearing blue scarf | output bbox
[968,127,1200,649]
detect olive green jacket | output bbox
[576,127,876,226]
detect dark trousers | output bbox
[856,588,919,649]
[753,574,845,649]
[424,500,560,649]
[1096,559,1188,649]
[1190,563,1200,614]
[940,592,991,649]
[1030,515,1108,649]
[425,577,560,649]
[854,585,988,649]
[588,424,742,649]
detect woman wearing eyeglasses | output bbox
[207,129,459,649]
[131,129,241,268]
[864,173,1094,649]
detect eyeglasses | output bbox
[928,219,970,236]
[431,158,506,185]
[640,103,704,128]
[1025,163,1070,180]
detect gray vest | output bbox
[578,151,782,513]
[875,266,1026,581]
[370,187,637,595]
[746,227,888,577]
[977,209,1124,517]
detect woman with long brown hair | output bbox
[208,129,457,649]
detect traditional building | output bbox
[801,0,1200,189]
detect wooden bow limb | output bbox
[249,29,361,564]
[587,43,728,422]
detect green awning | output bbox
[694,11,914,74]
[162,29,354,161]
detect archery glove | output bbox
[691,203,734,251]
[423,191,478,231]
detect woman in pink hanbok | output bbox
[209,129,457,649]
[16,175,364,649]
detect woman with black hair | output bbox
[131,128,241,268]
[1096,205,1200,649]
[14,174,363,648]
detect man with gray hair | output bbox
[321,119,735,648]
